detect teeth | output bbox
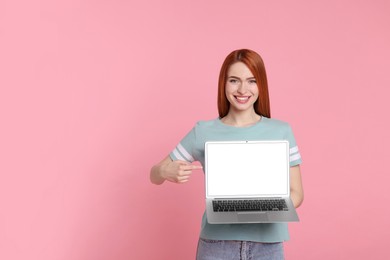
[236,96,249,101]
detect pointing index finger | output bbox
[182,164,203,170]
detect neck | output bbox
[221,110,261,127]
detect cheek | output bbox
[225,84,235,95]
[250,85,259,95]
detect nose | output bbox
[237,82,247,94]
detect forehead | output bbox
[227,62,254,78]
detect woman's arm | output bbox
[150,155,202,185]
[290,165,304,208]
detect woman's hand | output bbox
[290,165,304,208]
[150,156,203,185]
[161,160,202,184]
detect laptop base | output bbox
[206,198,299,224]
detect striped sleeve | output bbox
[172,143,195,162]
[169,127,196,163]
[286,124,302,166]
[289,145,302,165]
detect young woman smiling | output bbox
[151,49,304,260]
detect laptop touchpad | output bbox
[238,212,268,222]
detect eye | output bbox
[229,79,238,84]
[249,79,257,84]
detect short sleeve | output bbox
[169,127,196,163]
[285,124,302,167]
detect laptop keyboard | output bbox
[213,199,288,212]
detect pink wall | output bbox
[1,0,389,259]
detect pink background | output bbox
[1,0,389,259]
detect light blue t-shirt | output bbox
[169,117,302,243]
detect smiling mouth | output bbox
[235,96,250,103]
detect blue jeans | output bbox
[196,238,284,260]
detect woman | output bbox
[150,49,304,260]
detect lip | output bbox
[234,95,250,104]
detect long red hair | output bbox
[218,49,271,118]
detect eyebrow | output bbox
[227,76,256,80]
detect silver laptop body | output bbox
[205,140,299,224]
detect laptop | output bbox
[205,140,299,224]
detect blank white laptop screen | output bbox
[206,142,289,197]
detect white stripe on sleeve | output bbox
[172,148,186,161]
[290,153,301,162]
[290,146,299,154]
[177,143,195,162]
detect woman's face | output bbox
[225,62,259,114]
